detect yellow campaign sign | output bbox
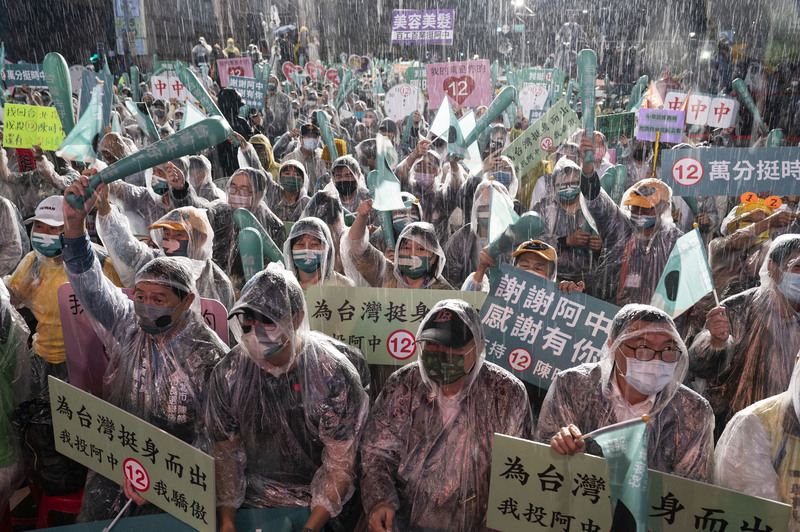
[3,103,65,151]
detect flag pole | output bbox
[102,498,133,532]
[580,415,649,442]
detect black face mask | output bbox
[335,179,357,197]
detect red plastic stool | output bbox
[36,488,83,529]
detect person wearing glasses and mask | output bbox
[540,304,714,482]
[360,299,533,532]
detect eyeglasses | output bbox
[622,343,680,363]
[229,184,253,196]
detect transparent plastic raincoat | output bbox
[360,299,533,531]
[205,265,368,521]
[264,159,311,222]
[283,217,353,288]
[536,304,714,482]
[301,190,348,276]
[715,361,800,531]
[0,196,29,276]
[690,234,800,437]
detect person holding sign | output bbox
[343,199,454,290]
[576,136,682,307]
[205,265,368,532]
[59,174,228,522]
[284,217,354,289]
[690,235,800,440]
[541,304,714,482]
[360,299,533,532]
[715,355,800,530]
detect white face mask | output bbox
[779,271,800,303]
[622,358,676,396]
[229,194,252,210]
[242,324,286,360]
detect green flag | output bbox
[371,134,405,212]
[594,420,648,532]
[131,65,140,102]
[429,95,467,160]
[182,99,208,129]
[124,100,159,142]
[110,110,122,134]
[650,227,714,318]
[56,82,104,163]
[488,185,519,243]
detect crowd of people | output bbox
[2,30,800,532]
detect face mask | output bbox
[153,108,166,118]
[302,138,318,151]
[152,175,168,195]
[162,238,189,257]
[398,253,431,279]
[354,110,364,120]
[293,248,324,274]
[415,172,435,188]
[242,324,286,359]
[477,212,490,229]
[267,84,277,91]
[334,179,358,197]
[258,153,271,169]
[281,174,303,192]
[364,118,375,128]
[229,194,252,210]
[31,231,62,258]
[630,213,657,230]
[392,212,418,235]
[622,358,676,396]
[421,348,473,386]
[778,271,800,303]
[134,300,178,335]
[307,99,317,107]
[493,171,512,188]
[594,145,607,161]
[557,185,580,201]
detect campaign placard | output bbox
[50,378,215,532]
[149,74,188,101]
[596,112,636,142]
[2,103,65,150]
[480,263,620,390]
[426,60,492,109]
[306,286,486,366]
[391,9,455,44]
[227,75,267,109]
[488,435,791,532]
[217,57,255,88]
[637,108,685,143]
[384,83,425,121]
[2,62,46,87]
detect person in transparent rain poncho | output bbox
[95,188,234,309]
[186,154,226,203]
[324,155,372,221]
[715,357,800,531]
[576,137,682,306]
[284,217,354,290]
[540,304,714,483]
[689,234,800,440]
[0,196,29,276]
[360,299,533,532]
[368,192,423,256]
[343,199,454,290]
[443,180,514,289]
[301,190,350,276]
[205,265,369,532]
[60,174,228,522]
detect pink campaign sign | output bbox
[217,57,255,87]
[425,60,492,109]
[58,283,230,397]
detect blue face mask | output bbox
[397,254,431,279]
[152,176,168,195]
[392,212,419,236]
[292,248,324,274]
[630,213,657,229]
[493,171,512,188]
[31,231,62,258]
[778,271,800,303]
[557,185,580,201]
[354,110,364,120]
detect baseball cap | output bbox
[622,178,670,209]
[511,239,557,263]
[300,123,320,137]
[25,196,64,226]
[148,208,210,236]
[417,306,473,348]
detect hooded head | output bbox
[552,159,582,205]
[217,88,244,122]
[390,192,423,237]
[721,200,773,244]
[284,217,336,282]
[761,234,800,306]
[415,299,487,401]
[469,179,515,238]
[248,134,276,170]
[98,132,135,165]
[302,189,346,238]
[227,167,268,211]
[148,207,214,261]
[484,155,518,197]
[277,159,309,194]
[228,263,308,375]
[133,256,199,335]
[410,151,442,191]
[330,155,363,199]
[393,221,446,286]
[188,155,213,188]
[619,178,672,233]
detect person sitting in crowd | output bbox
[284,217,354,290]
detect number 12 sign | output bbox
[426,60,492,109]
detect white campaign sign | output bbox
[384,83,425,122]
[519,83,549,122]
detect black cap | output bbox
[417,308,473,348]
[300,123,320,137]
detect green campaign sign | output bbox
[481,263,620,390]
[2,103,65,150]
[405,66,428,92]
[49,378,215,532]
[488,434,791,532]
[306,286,486,366]
[596,111,636,142]
[502,98,579,178]
[661,146,800,196]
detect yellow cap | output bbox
[321,138,347,161]
[511,240,557,263]
[726,200,773,234]
[622,178,670,209]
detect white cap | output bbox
[25,195,64,226]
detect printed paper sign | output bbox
[2,62,46,87]
[488,435,791,532]
[661,146,800,196]
[150,74,187,101]
[502,99,580,179]
[519,83,549,125]
[596,112,636,142]
[391,9,455,44]
[637,109,686,143]
[665,91,739,128]
[306,286,486,366]
[217,57,255,87]
[405,66,428,92]
[426,60,491,109]
[50,377,215,532]
[2,103,65,151]
[227,75,267,109]
[384,83,425,121]
[480,263,620,390]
